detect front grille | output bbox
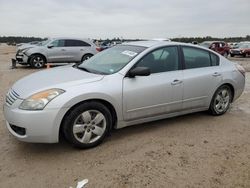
[6,89,19,106]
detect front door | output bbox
[123,46,183,121]
[47,39,67,62]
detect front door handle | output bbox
[61,49,66,51]
[171,79,183,85]
[212,72,221,77]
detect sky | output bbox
[0,0,249,39]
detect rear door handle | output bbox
[80,49,84,51]
[61,49,66,51]
[212,72,221,77]
[171,79,183,85]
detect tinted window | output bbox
[210,53,219,66]
[77,40,91,46]
[183,47,211,69]
[51,40,65,47]
[65,40,91,47]
[136,46,179,73]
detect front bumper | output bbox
[3,99,68,143]
[15,52,29,64]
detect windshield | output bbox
[77,45,146,75]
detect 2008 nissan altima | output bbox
[3,41,245,148]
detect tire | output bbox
[230,54,235,57]
[242,53,246,58]
[81,54,93,62]
[209,85,232,116]
[62,101,112,149]
[30,54,46,68]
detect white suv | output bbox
[16,38,99,68]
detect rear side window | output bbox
[65,40,91,47]
[210,53,219,66]
[182,47,212,69]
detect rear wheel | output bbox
[209,85,232,115]
[81,54,93,62]
[230,54,235,57]
[62,102,112,149]
[30,55,46,68]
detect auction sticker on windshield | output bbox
[122,50,138,57]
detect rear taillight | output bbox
[96,47,102,52]
[236,64,245,77]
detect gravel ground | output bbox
[0,44,250,188]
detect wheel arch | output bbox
[81,53,94,61]
[28,53,47,64]
[59,98,118,141]
[215,83,235,102]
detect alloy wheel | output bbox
[73,110,106,144]
[214,88,230,113]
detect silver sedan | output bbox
[4,41,245,148]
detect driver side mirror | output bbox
[47,44,54,48]
[128,67,151,78]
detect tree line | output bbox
[0,36,44,44]
[0,35,249,45]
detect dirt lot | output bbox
[0,44,250,188]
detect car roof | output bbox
[49,37,93,42]
[123,40,179,48]
[123,40,205,49]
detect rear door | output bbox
[123,46,183,121]
[181,46,222,110]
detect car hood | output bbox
[12,65,104,99]
[17,44,37,51]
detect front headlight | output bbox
[19,89,65,110]
[19,47,32,55]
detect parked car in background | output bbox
[230,42,250,57]
[15,38,99,68]
[200,41,231,57]
[4,41,245,148]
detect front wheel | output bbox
[209,85,232,115]
[30,55,46,68]
[62,102,112,149]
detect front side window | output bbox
[77,45,146,74]
[135,46,179,73]
[182,47,211,69]
[50,40,65,47]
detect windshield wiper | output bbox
[74,64,109,75]
[77,66,91,73]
